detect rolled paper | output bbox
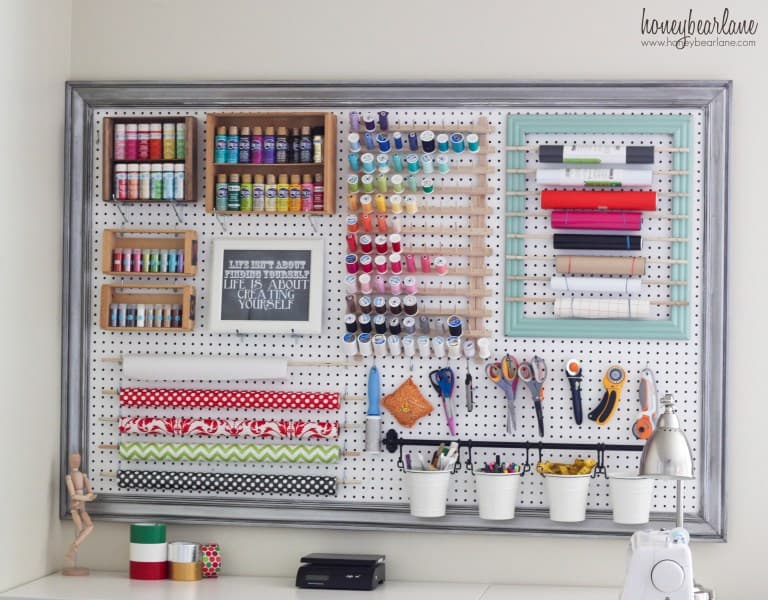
[536,167,653,188]
[122,355,289,381]
[119,416,340,440]
[541,190,656,211]
[551,210,642,231]
[554,298,651,319]
[555,255,646,276]
[117,469,338,496]
[539,145,655,165]
[119,388,340,410]
[200,544,222,578]
[118,442,341,463]
[551,276,642,294]
[553,234,641,251]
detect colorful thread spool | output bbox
[391,174,404,193]
[347,175,359,193]
[403,295,418,316]
[390,195,403,214]
[432,336,446,358]
[360,213,373,232]
[389,253,403,274]
[359,273,372,294]
[393,132,403,150]
[375,235,388,254]
[345,254,359,274]
[420,255,431,273]
[374,255,388,274]
[345,314,358,334]
[407,175,418,192]
[404,195,418,214]
[434,256,449,275]
[346,234,357,253]
[348,133,361,152]
[467,133,480,153]
[389,276,403,295]
[421,178,434,193]
[361,153,375,173]
[376,214,388,233]
[358,333,373,356]
[450,133,465,153]
[374,296,387,314]
[361,174,374,193]
[344,275,357,294]
[417,335,431,358]
[388,296,402,315]
[378,111,389,131]
[360,254,373,273]
[389,234,402,253]
[359,234,373,253]
[403,316,417,334]
[406,153,419,173]
[407,132,419,151]
[420,154,434,173]
[374,276,386,294]
[436,155,450,173]
[420,130,436,153]
[437,133,450,152]
[350,112,360,131]
[376,133,391,153]
[390,215,402,233]
[374,193,387,213]
[342,333,358,356]
[447,336,462,359]
[376,153,390,173]
[404,277,418,295]
[360,195,374,215]
[348,153,360,171]
[372,334,387,357]
[364,131,374,150]
[363,113,376,131]
[392,153,404,172]
[402,335,416,356]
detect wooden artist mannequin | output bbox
[63,452,97,575]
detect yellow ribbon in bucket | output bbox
[537,457,597,475]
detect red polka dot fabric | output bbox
[119,388,340,410]
[200,543,221,578]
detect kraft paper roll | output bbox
[122,355,289,381]
[130,523,166,544]
[553,234,641,251]
[119,388,340,410]
[129,560,167,580]
[551,210,642,231]
[169,562,202,582]
[536,167,653,188]
[554,298,651,319]
[551,276,642,294]
[129,542,168,563]
[119,416,340,440]
[541,190,656,211]
[555,255,646,276]
[118,442,341,463]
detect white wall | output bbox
[0,0,71,590]
[37,0,766,598]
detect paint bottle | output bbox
[276,173,290,212]
[145,305,154,328]
[167,250,177,273]
[141,249,150,272]
[240,173,253,211]
[175,122,186,160]
[238,126,251,163]
[126,164,139,200]
[136,304,145,328]
[177,250,184,273]
[250,126,263,163]
[262,126,276,163]
[228,173,241,211]
[275,127,289,163]
[301,174,314,212]
[137,123,150,160]
[214,126,227,163]
[131,248,141,273]
[299,126,312,163]
[252,173,265,211]
[290,127,301,163]
[149,123,162,160]
[163,123,176,159]
[138,163,151,200]
[162,163,175,200]
[159,249,169,272]
[173,164,185,200]
[288,174,301,213]
[114,163,128,200]
[264,173,277,212]
[215,173,228,210]
[312,128,324,163]
[124,123,138,160]
[112,248,123,273]
[313,173,324,212]
[150,164,163,200]
[226,126,239,163]
[113,123,126,160]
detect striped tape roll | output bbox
[129,542,167,563]
[130,523,166,544]
[201,544,222,578]
[129,561,167,580]
[118,442,341,464]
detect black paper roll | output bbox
[553,234,641,251]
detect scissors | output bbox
[518,356,547,437]
[485,355,519,433]
[429,368,457,436]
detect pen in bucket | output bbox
[405,442,458,471]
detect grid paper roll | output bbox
[118,442,341,463]
[119,388,340,410]
[119,417,340,440]
[555,255,646,276]
[117,469,338,496]
[536,167,653,188]
[551,210,642,231]
[122,355,289,381]
[554,298,651,319]
[551,276,642,294]
[541,190,656,211]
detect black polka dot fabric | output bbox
[117,469,337,496]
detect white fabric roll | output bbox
[536,167,653,188]
[122,355,289,381]
[551,276,642,294]
[129,542,168,563]
[554,298,651,319]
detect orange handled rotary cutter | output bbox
[588,365,626,426]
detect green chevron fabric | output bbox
[118,442,340,463]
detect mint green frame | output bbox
[505,114,692,339]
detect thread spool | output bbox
[420,153,434,174]
[344,314,357,333]
[404,277,418,296]
[387,335,401,356]
[358,333,373,356]
[347,193,360,212]
[388,194,402,214]
[477,337,492,360]
[358,273,372,294]
[389,317,402,336]
[376,214,388,233]
[419,315,431,334]
[463,339,476,360]
[408,132,419,151]
[407,175,418,192]
[417,335,431,358]
[377,111,389,131]
[401,195,416,215]
[348,153,360,171]
[361,174,374,193]
[376,134,391,153]
[447,336,462,359]
[344,274,358,294]
[436,155,450,173]
[374,255,388,274]
[375,193,387,213]
[389,254,403,274]
[420,130,436,153]
[402,335,416,357]
[390,215,402,233]
[432,336,446,358]
[450,133,465,153]
[358,314,372,333]
[345,254,359,274]
[346,234,357,253]
[467,133,480,153]
[364,131,374,150]
[374,235,388,254]
[360,254,373,273]
[388,296,402,315]
[346,215,359,233]
[447,315,463,336]
[406,154,419,173]
[342,333,358,356]
[347,175,359,193]
[345,295,357,313]
[359,234,373,253]
[437,133,450,152]
[420,255,431,273]
[391,175,404,193]
[373,334,387,357]
[389,276,403,295]
[359,296,372,315]
[403,294,418,315]
[361,153,375,173]
[392,153,404,172]
[393,132,403,150]
[374,296,387,314]
[421,178,434,193]
[363,113,376,131]
[376,154,390,175]
[402,316,417,335]
[374,276,386,294]
[348,133,361,152]
[433,256,449,275]
[389,234,402,253]
[405,254,416,273]
[373,314,387,334]
[350,112,360,131]
[360,213,373,232]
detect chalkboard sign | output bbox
[209,239,324,334]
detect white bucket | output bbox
[609,473,653,524]
[544,474,591,522]
[475,472,522,520]
[405,470,451,518]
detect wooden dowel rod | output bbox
[506,168,688,176]
[399,226,492,236]
[405,246,492,257]
[507,233,688,243]
[505,296,688,306]
[505,190,689,198]
[355,186,492,197]
[352,165,493,176]
[505,145,688,153]
[505,254,688,265]
[418,206,492,216]
[388,123,493,134]
[505,211,689,220]
[506,275,687,286]
[447,267,493,277]
[355,287,491,298]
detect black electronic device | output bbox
[295,553,385,591]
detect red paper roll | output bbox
[129,560,168,580]
[541,190,656,211]
[551,210,643,231]
[119,388,341,410]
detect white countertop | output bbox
[0,571,621,600]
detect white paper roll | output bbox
[129,542,168,563]
[536,167,653,188]
[554,298,651,319]
[122,355,289,381]
[551,276,642,294]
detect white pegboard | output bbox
[87,107,703,517]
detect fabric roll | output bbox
[539,145,655,165]
[536,167,653,188]
[553,234,641,251]
[118,442,341,463]
[117,469,338,496]
[119,388,340,410]
[555,255,646,276]
[551,276,642,294]
[551,210,642,231]
[554,298,651,319]
[541,190,656,211]
[119,417,340,440]
[122,355,289,381]
[201,544,222,578]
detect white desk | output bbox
[0,572,620,600]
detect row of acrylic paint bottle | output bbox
[214,172,324,212]
[213,125,323,164]
[108,303,183,329]
[114,163,184,201]
[111,248,186,274]
[114,122,186,161]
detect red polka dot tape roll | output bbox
[119,417,339,440]
[119,388,340,410]
[201,544,221,578]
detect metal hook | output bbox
[523,442,532,475]
[114,199,128,225]
[171,201,185,225]
[397,444,405,470]
[592,443,608,479]
[214,212,228,233]
[307,214,319,235]
[235,329,247,339]
[465,440,474,474]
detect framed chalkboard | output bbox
[208,238,324,334]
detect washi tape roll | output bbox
[130,523,166,544]
[129,542,167,563]
[129,561,168,580]
[168,542,200,564]
[201,544,222,578]
[169,562,202,582]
